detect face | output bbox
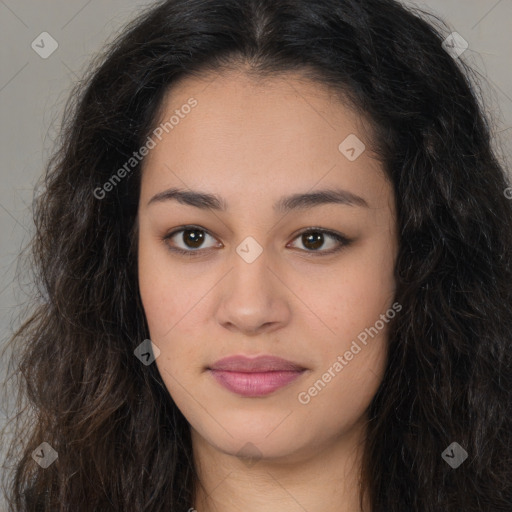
[137,69,398,462]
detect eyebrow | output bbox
[147,187,369,212]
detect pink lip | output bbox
[208,355,307,397]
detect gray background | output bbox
[1,0,511,505]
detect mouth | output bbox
[207,354,308,397]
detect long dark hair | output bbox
[1,0,511,510]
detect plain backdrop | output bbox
[1,0,511,505]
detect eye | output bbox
[163,225,221,256]
[286,228,351,255]
[162,225,351,257]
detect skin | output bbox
[137,68,398,512]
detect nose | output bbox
[215,248,291,336]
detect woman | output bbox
[1,0,511,510]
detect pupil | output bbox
[303,232,323,250]
[184,229,204,248]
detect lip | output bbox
[209,355,306,372]
[207,355,307,397]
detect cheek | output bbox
[137,232,194,338]
[138,255,172,338]
[297,283,391,432]
[297,243,394,406]
[137,236,209,392]
[305,245,396,343]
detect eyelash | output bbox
[161,225,352,258]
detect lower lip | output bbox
[208,369,305,397]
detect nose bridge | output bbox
[216,235,289,333]
[229,234,274,303]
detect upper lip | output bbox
[208,355,306,372]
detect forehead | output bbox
[139,70,391,211]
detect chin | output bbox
[193,419,314,463]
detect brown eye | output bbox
[163,225,351,258]
[288,229,349,254]
[181,228,205,249]
[163,226,221,255]
[301,231,325,250]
